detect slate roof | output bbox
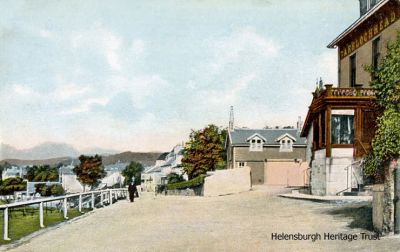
[157,152,169,161]
[228,128,307,146]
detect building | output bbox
[301,0,400,195]
[59,164,84,193]
[2,166,27,180]
[141,144,185,192]
[226,127,308,186]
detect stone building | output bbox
[301,0,400,196]
[226,128,308,186]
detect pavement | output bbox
[279,192,372,203]
[4,186,400,252]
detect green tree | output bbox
[364,33,400,181]
[182,124,227,180]
[0,177,26,195]
[73,155,106,191]
[25,165,58,182]
[122,161,144,185]
[167,172,185,184]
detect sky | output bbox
[0,0,360,152]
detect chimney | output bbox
[297,116,303,132]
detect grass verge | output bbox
[0,207,90,245]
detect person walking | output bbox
[128,178,137,203]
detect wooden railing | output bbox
[0,188,128,241]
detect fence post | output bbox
[101,192,104,206]
[39,202,45,228]
[91,193,95,209]
[3,208,10,241]
[79,194,82,213]
[109,190,113,205]
[63,198,68,219]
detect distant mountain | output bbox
[0,143,162,168]
[0,143,79,160]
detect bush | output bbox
[167,172,184,184]
[35,184,65,196]
[0,177,26,195]
[50,184,65,196]
[166,174,205,190]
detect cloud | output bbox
[130,39,145,56]
[38,29,53,39]
[69,24,123,72]
[13,84,35,96]
[54,83,90,101]
[208,27,281,73]
[315,50,338,85]
[205,73,257,106]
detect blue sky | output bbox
[0,0,359,152]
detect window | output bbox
[372,37,381,72]
[237,162,246,168]
[280,138,293,152]
[249,137,263,151]
[331,115,354,144]
[350,54,356,87]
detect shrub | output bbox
[167,172,184,184]
[166,174,205,190]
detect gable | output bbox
[246,133,267,143]
[275,133,296,142]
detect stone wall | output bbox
[373,184,384,232]
[203,167,251,197]
[166,185,203,196]
[311,148,356,196]
[372,159,399,234]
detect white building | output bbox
[141,144,185,192]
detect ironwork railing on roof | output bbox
[314,84,376,98]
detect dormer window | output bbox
[247,133,266,152]
[276,133,296,152]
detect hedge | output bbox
[166,174,205,190]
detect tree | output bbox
[0,177,26,195]
[73,155,106,191]
[25,165,58,182]
[167,172,184,184]
[122,161,144,185]
[364,33,400,181]
[182,124,227,180]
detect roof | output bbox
[228,128,306,146]
[157,152,169,160]
[327,0,389,48]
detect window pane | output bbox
[331,115,354,144]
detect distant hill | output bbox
[102,152,162,167]
[0,151,162,168]
[0,143,80,160]
[0,157,75,167]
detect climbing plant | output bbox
[364,33,400,180]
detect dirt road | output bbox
[7,187,400,251]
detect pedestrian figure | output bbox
[128,178,137,202]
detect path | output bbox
[6,187,400,251]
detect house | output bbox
[301,0,400,196]
[141,144,185,192]
[59,164,84,193]
[226,126,308,186]
[2,166,27,180]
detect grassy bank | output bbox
[0,207,90,245]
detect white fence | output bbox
[0,188,128,241]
